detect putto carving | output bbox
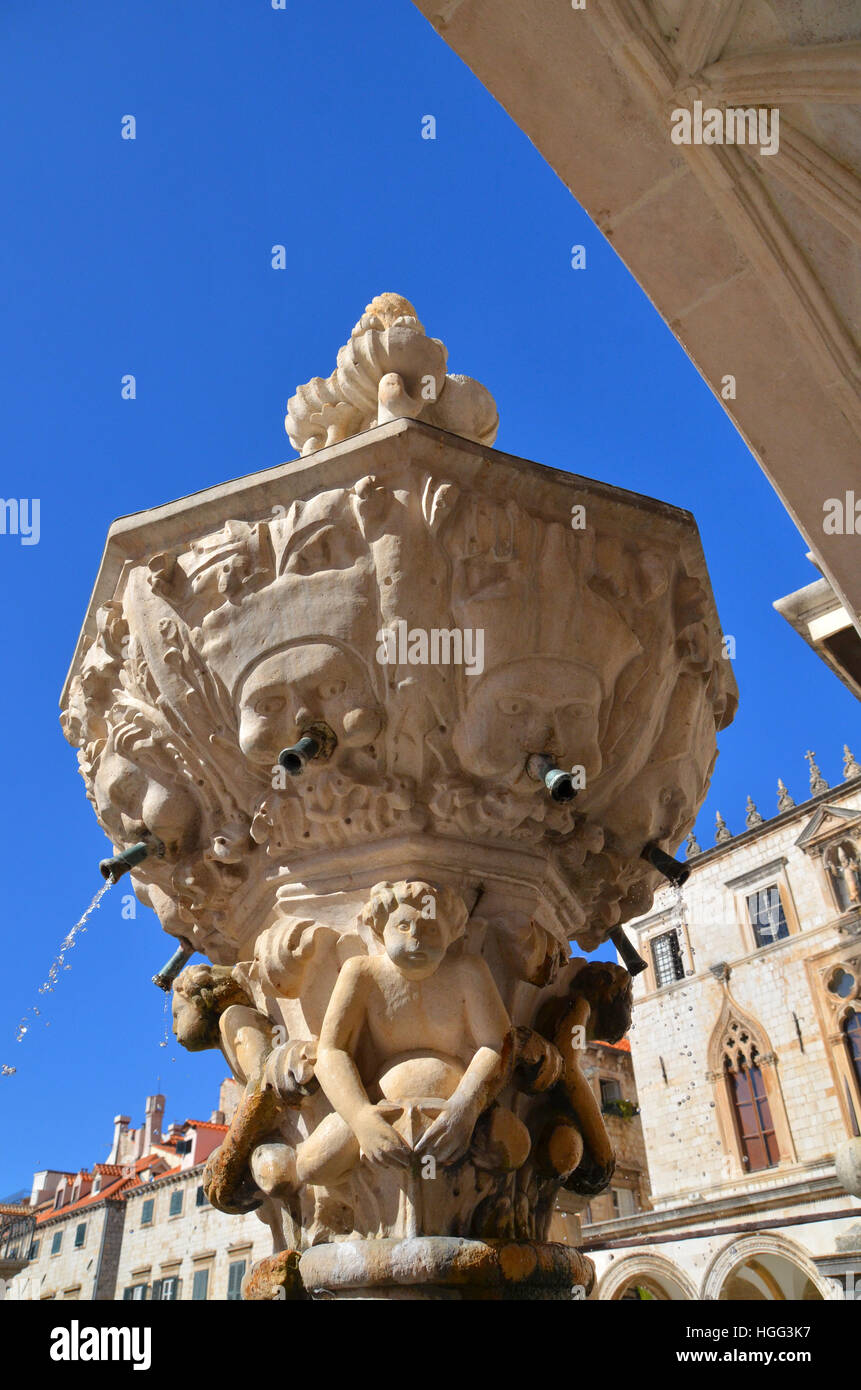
[176,886,632,1257]
[60,296,735,1297]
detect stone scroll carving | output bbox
[61,295,736,1297]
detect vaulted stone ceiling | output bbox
[412,0,861,635]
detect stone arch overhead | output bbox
[597,1252,698,1302]
[701,1232,837,1302]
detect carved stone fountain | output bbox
[61,293,736,1300]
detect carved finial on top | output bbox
[776,778,795,813]
[805,750,829,796]
[352,292,423,334]
[843,745,861,780]
[714,811,732,843]
[285,293,499,457]
[684,831,701,858]
[744,796,764,830]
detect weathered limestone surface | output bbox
[61,296,735,1298]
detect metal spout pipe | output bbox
[609,927,648,977]
[152,939,195,991]
[277,722,337,777]
[278,734,321,777]
[99,839,160,884]
[641,842,690,887]
[526,753,578,803]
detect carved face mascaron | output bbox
[452,659,604,784]
[237,643,384,765]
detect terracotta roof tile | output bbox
[36,1178,127,1223]
[121,1160,182,1196]
[34,1155,169,1223]
[184,1120,228,1131]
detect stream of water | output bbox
[670,880,686,923]
[2,879,114,1078]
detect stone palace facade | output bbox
[573,747,861,1300]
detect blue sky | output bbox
[0,0,857,1195]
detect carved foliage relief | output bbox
[62,455,734,960]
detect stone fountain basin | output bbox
[61,416,736,965]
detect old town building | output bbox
[1,1080,271,1302]
[575,746,861,1300]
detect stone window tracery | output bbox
[708,1002,794,1177]
[828,966,856,999]
[721,1019,758,1072]
[810,947,861,1140]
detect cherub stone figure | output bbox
[315,879,529,1175]
[171,962,251,1055]
[505,960,633,1240]
[250,881,529,1212]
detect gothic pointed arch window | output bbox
[722,1022,780,1172]
[814,955,861,1140]
[844,1010,861,1094]
[708,1000,793,1177]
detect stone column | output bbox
[61,294,736,1299]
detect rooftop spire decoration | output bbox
[777,779,796,813]
[844,745,861,780]
[805,750,829,796]
[285,292,499,457]
[745,796,764,829]
[715,811,732,843]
